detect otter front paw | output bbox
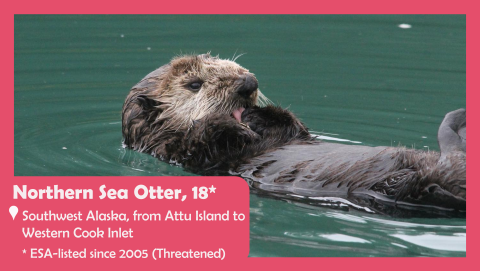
[241,105,310,139]
[190,115,260,147]
[207,118,260,146]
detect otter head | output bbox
[144,53,270,130]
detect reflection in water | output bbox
[310,131,363,144]
[319,234,371,244]
[390,233,465,252]
[398,24,413,29]
[308,197,375,213]
[250,195,466,257]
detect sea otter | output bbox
[122,54,466,217]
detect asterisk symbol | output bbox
[23,249,26,254]
[209,185,216,193]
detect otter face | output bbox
[151,54,270,130]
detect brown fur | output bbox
[122,54,466,217]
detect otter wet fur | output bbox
[122,54,466,218]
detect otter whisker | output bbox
[257,90,273,106]
[231,50,238,62]
[233,53,246,62]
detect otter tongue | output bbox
[232,107,245,123]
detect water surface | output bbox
[15,15,466,257]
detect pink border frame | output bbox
[5,1,473,269]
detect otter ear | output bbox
[136,94,159,111]
[129,64,171,111]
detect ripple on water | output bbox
[15,106,190,176]
[249,195,466,257]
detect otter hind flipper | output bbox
[438,108,466,155]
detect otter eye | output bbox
[189,82,202,91]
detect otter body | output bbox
[122,54,466,217]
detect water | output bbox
[15,15,466,257]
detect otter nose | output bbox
[236,74,258,98]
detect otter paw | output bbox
[241,105,309,139]
[192,115,260,146]
[208,119,260,146]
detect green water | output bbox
[15,15,466,257]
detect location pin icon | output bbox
[9,206,18,220]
